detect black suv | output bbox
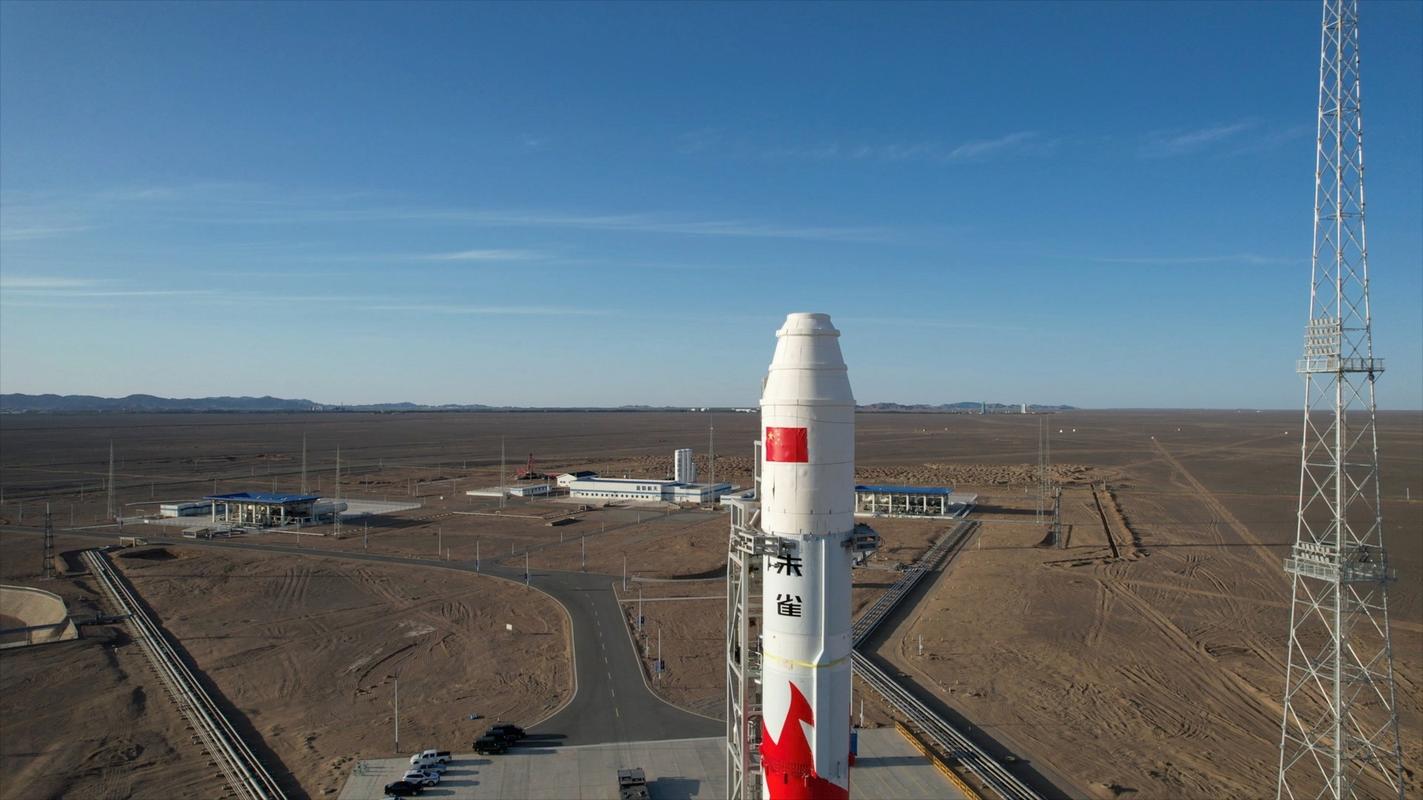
[383,780,423,796]
[486,724,525,742]
[474,735,508,755]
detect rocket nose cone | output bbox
[777,312,840,338]
[764,312,854,406]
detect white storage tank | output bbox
[674,448,696,484]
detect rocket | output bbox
[759,312,855,800]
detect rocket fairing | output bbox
[759,313,855,800]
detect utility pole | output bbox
[42,504,54,579]
[437,526,441,559]
[107,440,115,522]
[1278,3,1405,798]
[300,431,308,494]
[623,554,627,592]
[638,586,643,634]
[709,414,716,486]
[500,436,506,510]
[476,539,480,572]
[393,675,400,754]
[334,446,342,536]
[581,536,586,572]
[524,552,530,588]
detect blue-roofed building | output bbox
[204,491,326,527]
[854,485,976,519]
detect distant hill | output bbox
[0,394,674,413]
[0,393,1074,414]
[0,393,325,413]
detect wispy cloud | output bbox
[947,131,1050,162]
[5,288,219,298]
[7,184,895,244]
[435,210,892,243]
[840,316,1028,331]
[0,276,218,306]
[0,225,93,242]
[1139,121,1256,158]
[0,276,103,290]
[358,303,611,317]
[416,248,549,262]
[1091,253,1294,266]
[762,131,1053,164]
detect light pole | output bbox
[394,675,400,754]
[476,539,480,572]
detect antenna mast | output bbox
[1277,2,1404,797]
[106,440,115,522]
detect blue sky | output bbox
[2,1,1419,408]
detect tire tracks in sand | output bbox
[1150,438,1286,583]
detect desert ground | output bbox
[0,530,571,799]
[1,409,1419,799]
[0,532,220,799]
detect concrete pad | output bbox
[338,729,963,800]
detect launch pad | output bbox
[337,731,964,800]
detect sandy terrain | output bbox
[101,545,571,798]
[2,410,1419,799]
[0,532,218,800]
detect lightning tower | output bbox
[1277,2,1405,798]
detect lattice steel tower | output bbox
[1277,2,1405,798]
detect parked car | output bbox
[409,749,452,767]
[401,769,440,787]
[382,781,423,797]
[486,724,525,742]
[473,735,508,755]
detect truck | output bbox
[617,767,649,800]
[473,735,507,755]
[408,749,452,768]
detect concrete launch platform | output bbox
[338,729,965,799]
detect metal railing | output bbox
[851,521,1042,800]
[852,521,973,645]
[83,549,285,800]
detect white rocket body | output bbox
[759,312,854,800]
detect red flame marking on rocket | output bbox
[761,682,849,800]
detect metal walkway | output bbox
[851,522,1042,800]
[83,549,286,800]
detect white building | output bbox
[555,470,599,487]
[568,477,732,504]
[160,500,213,518]
[509,483,551,497]
[566,449,730,504]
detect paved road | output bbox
[1,526,721,747]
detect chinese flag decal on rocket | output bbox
[761,682,849,800]
[765,426,809,463]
